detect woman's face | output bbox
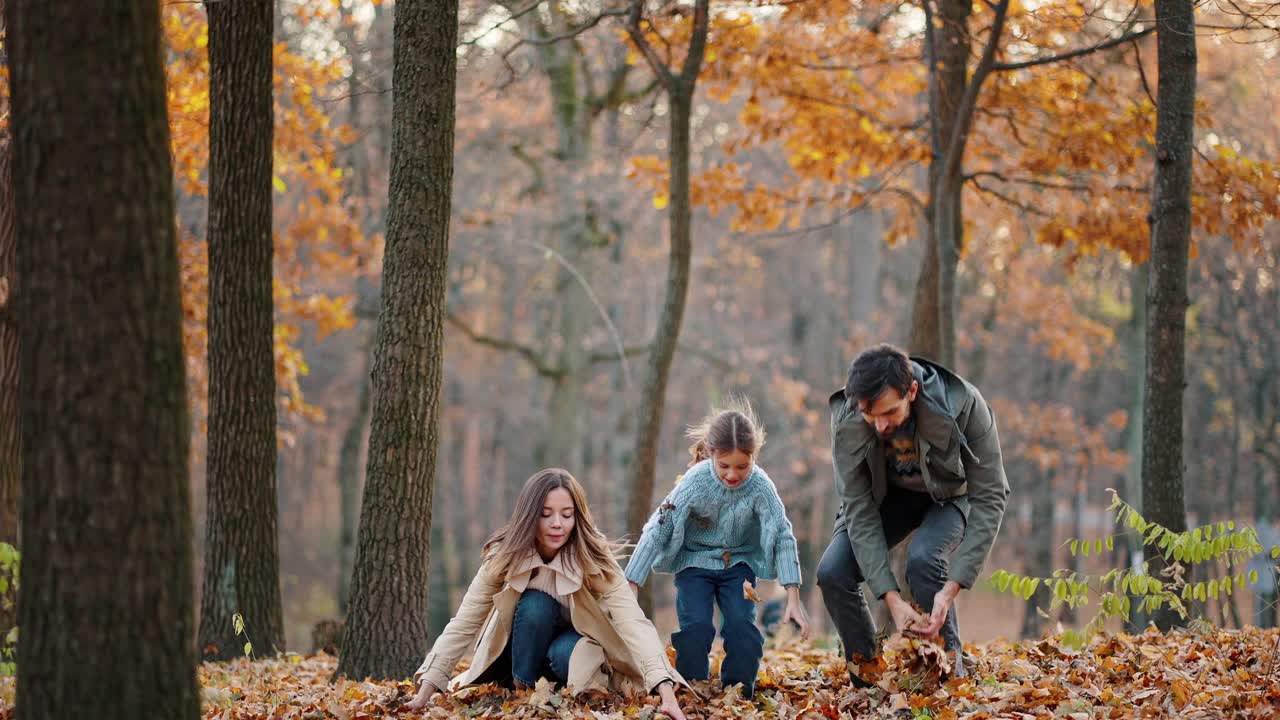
[712,448,752,488]
[536,487,576,559]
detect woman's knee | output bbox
[546,631,582,682]
[515,590,561,622]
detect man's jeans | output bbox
[475,590,582,688]
[816,486,966,665]
[672,563,765,698]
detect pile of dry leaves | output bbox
[2,625,1277,718]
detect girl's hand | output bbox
[657,681,687,720]
[404,681,439,711]
[783,586,811,641]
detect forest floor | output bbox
[2,625,1278,718]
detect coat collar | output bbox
[506,548,584,596]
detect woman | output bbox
[405,469,687,720]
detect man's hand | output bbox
[628,580,640,595]
[914,580,962,636]
[404,681,439,711]
[883,591,927,635]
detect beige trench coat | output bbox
[413,553,686,696]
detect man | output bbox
[816,344,1010,677]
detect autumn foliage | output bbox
[624,0,1280,264]
[166,1,367,434]
[7,626,1277,720]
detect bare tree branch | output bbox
[678,0,711,85]
[446,312,564,379]
[970,178,1054,217]
[1132,36,1157,107]
[461,0,543,47]
[939,0,1010,184]
[626,0,677,89]
[966,169,1147,194]
[993,26,1155,71]
[778,89,927,133]
[589,341,734,372]
[519,7,631,46]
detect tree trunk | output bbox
[1142,0,1196,633]
[1220,286,1242,629]
[1022,466,1056,638]
[7,0,197,715]
[847,209,884,332]
[909,185,943,357]
[337,349,372,616]
[0,117,18,644]
[910,0,969,362]
[1122,262,1148,631]
[1061,471,1086,625]
[198,0,285,660]
[623,0,709,609]
[335,0,457,680]
[516,6,614,473]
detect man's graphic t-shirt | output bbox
[886,416,929,494]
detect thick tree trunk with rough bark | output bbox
[7,0,197,716]
[1142,0,1196,633]
[0,126,17,643]
[335,0,457,681]
[337,350,372,616]
[198,0,285,661]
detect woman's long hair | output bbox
[482,468,621,583]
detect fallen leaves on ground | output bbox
[1,626,1277,719]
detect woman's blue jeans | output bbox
[475,590,582,688]
[672,563,765,698]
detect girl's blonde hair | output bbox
[481,468,621,582]
[685,396,766,467]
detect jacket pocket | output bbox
[927,440,966,483]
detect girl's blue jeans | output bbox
[672,562,765,698]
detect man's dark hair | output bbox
[844,343,913,406]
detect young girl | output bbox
[625,400,810,699]
[406,469,687,720]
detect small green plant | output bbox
[990,489,1280,649]
[0,542,18,676]
[232,612,254,659]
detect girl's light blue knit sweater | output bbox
[624,459,803,587]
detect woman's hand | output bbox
[783,585,811,640]
[403,681,439,711]
[657,680,687,720]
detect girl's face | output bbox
[536,487,576,560]
[712,448,752,488]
